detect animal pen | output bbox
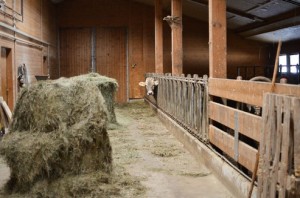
[145,73,300,198]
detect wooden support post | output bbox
[209,0,227,78]
[171,0,182,75]
[155,0,163,74]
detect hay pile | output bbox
[70,73,118,123]
[0,75,112,193]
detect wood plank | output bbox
[209,125,258,171]
[209,101,262,141]
[155,0,163,74]
[269,96,283,198]
[208,0,227,78]
[293,97,300,177]
[262,94,275,198]
[171,0,183,75]
[209,78,300,107]
[278,97,291,198]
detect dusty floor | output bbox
[109,101,235,198]
[0,101,235,197]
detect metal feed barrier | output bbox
[144,73,300,197]
[145,73,209,142]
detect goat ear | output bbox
[154,80,159,85]
[139,82,146,87]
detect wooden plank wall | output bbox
[57,0,154,99]
[96,27,127,103]
[60,28,91,77]
[15,43,43,83]
[56,0,270,99]
[0,0,57,109]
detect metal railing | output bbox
[146,73,209,142]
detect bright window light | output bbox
[290,54,299,65]
[279,55,287,66]
[291,66,297,73]
[279,55,287,73]
[290,54,299,74]
[281,66,287,73]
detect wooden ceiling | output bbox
[133,0,300,43]
[53,0,300,43]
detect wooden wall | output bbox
[56,0,271,100]
[57,0,155,100]
[0,0,57,109]
[162,16,270,79]
[60,28,92,77]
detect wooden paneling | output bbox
[15,43,43,83]
[96,27,127,103]
[60,28,91,77]
[49,46,58,79]
[209,125,258,172]
[42,0,57,44]
[16,0,42,40]
[209,101,262,141]
[56,0,270,97]
[0,0,57,110]
[129,2,145,99]
[209,78,300,107]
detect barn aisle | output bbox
[109,101,235,198]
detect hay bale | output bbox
[0,76,112,193]
[70,73,118,123]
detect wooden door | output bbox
[0,47,13,110]
[96,27,127,103]
[60,28,92,77]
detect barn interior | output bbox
[0,0,300,197]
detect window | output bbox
[279,55,287,73]
[290,54,299,74]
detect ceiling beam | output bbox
[236,7,300,37]
[188,0,264,22]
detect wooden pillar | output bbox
[209,0,227,78]
[155,0,163,74]
[171,0,182,75]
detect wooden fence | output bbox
[145,73,209,142]
[144,74,300,197]
[258,93,300,198]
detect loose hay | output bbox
[70,73,118,123]
[0,75,112,193]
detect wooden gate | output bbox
[258,93,300,198]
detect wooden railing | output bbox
[144,74,300,196]
[209,78,300,197]
[145,73,209,142]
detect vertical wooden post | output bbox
[209,0,227,78]
[171,0,182,75]
[155,0,163,74]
